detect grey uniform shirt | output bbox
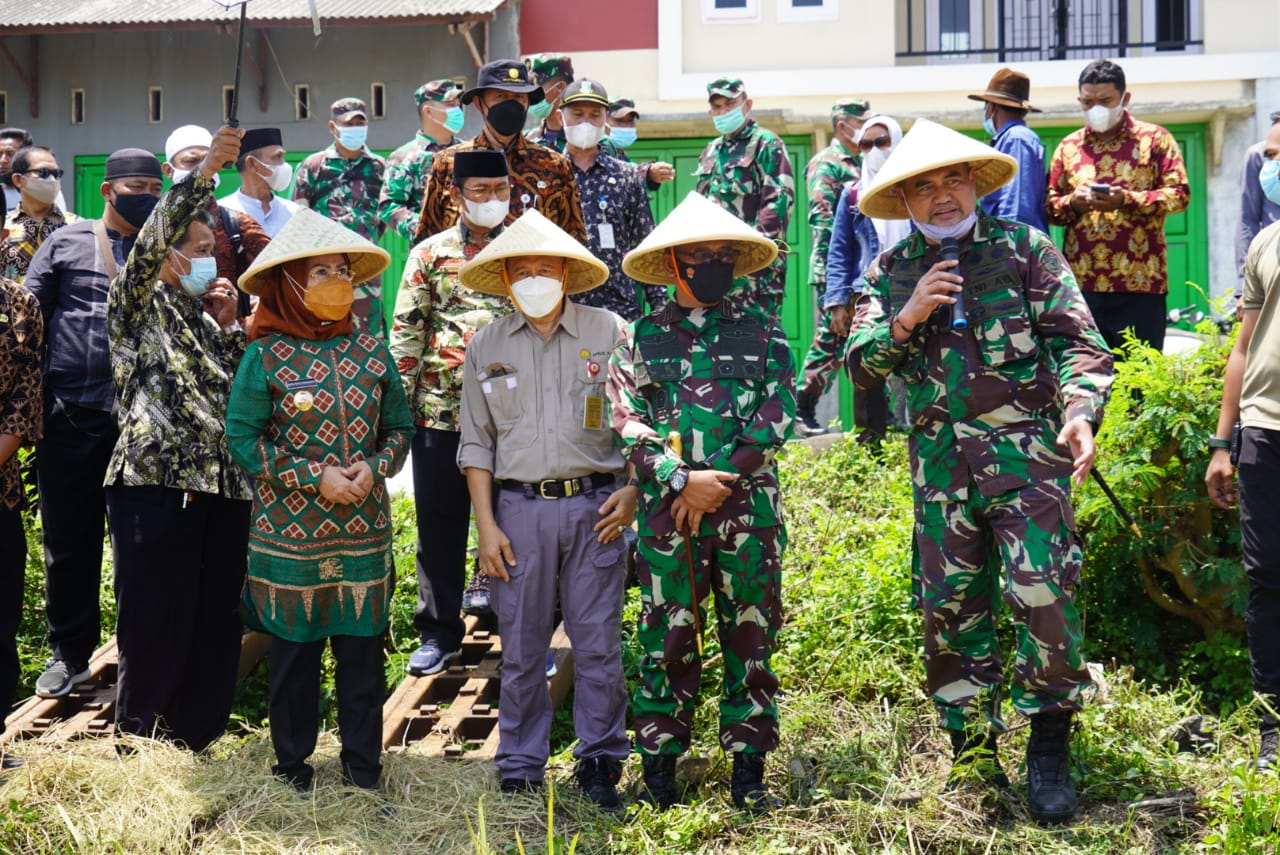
[458,299,628,482]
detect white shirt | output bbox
[219,188,299,238]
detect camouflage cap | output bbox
[330,97,368,121]
[831,99,871,119]
[608,97,639,120]
[414,78,463,108]
[524,53,574,85]
[707,77,745,100]
[560,78,609,108]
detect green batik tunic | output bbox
[226,332,414,642]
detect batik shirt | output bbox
[377,130,454,243]
[413,133,587,245]
[804,139,859,289]
[567,153,665,321]
[105,173,251,499]
[1,205,81,283]
[607,300,795,538]
[0,277,42,510]
[390,222,510,431]
[1046,112,1189,295]
[848,214,1113,503]
[293,145,388,335]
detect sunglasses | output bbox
[20,168,64,180]
[857,136,891,152]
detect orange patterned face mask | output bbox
[285,270,354,321]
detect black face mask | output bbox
[485,99,528,137]
[677,258,737,305]
[111,192,161,230]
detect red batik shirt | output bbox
[1046,111,1190,295]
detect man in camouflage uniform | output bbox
[605,98,676,191]
[694,78,794,321]
[796,98,870,435]
[378,78,464,244]
[293,97,387,335]
[847,119,1113,824]
[610,191,795,813]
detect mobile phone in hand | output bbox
[1090,183,1111,194]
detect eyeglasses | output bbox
[460,183,511,202]
[677,248,741,265]
[308,265,353,283]
[857,136,891,152]
[20,167,64,179]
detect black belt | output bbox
[496,472,615,500]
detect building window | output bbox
[777,0,838,23]
[370,82,386,120]
[70,89,86,125]
[701,0,761,23]
[939,0,971,53]
[295,84,311,121]
[0,91,7,126]
[148,87,163,124]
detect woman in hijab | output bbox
[824,114,909,441]
[225,208,413,792]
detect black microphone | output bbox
[940,237,966,330]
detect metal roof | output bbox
[0,0,507,34]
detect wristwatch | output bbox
[668,467,689,494]
[1208,437,1232,452]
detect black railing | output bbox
[898,0,1203,62]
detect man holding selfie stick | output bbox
[1047,59,1189,353]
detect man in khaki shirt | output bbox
[457,209,634,809]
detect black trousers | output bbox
[410,427,470,650]
[36,399,118,666]
[106,484,249,753]
[0,505,26,739]
[269,633,385,789]
[1239,427,1280,720]
[1083,291,1166,354]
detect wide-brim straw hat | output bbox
[622,191,778,286]
[458,209,609,296]
[858,118,1019,220]
[237,207,390,296]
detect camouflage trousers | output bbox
[633,526,785,755]
[915,480,1089,731]
[800,306,844,399]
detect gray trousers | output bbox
[490,485,630,781]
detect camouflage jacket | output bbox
[804,140,859,288]
[378,131,454,243]
[694,119,794,242]
[389,222,511,431]
[607,300,795,538]
[292,145,388,242]
[847,214,1113,503]
[106,172,251,500]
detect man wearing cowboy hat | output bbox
[610,191,795,813]
[413,59,587,246]
[847,119,1112,824]
[456,209,633,808]
[968,68,1048,233]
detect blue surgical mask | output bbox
[1261,159,1280,206]
[337,125,368,150]
[172,248,217,297]
[713,106,746,136]
[529,99,553,121]
[609,127,638,148]
[982,114,997,137]
[443,106,465,134]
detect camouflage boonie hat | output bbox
[331,97,368,121]
[415,78,463,108]
[560,78,609,108]
[608,97,639,120]
[831,99,871,119]
[524,53,574,85]
[707,77,745,100]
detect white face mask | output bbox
[20,174,60,205]
[170,168,220,189]
[1084,103,1124,133]
[510,274,564,319]
[262,161,293,192]
[912,210,978,242]
[463,197,509,229]
[862,146,889,176]
[564,120,605,150]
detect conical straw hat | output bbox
[237,207,391,296]
[622,191,778,286]
[459,209,609,296]
[858,118,1019,220]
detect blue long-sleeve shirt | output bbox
[980,120,1048,234]
[823,183,880,310]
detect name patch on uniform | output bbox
[285,378,318,391]
[583,394,606,430]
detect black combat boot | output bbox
[730,752,778,814]
[637,754,678,811]
[1257,716,1279,772]
[947,727,1010,790]
[1025,710,1077,824]
[575,756,622,810]
[795,389,827,437]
